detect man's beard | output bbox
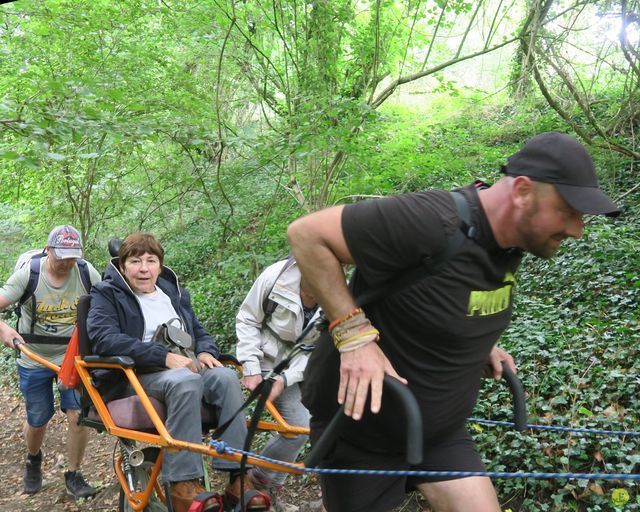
[519,199,564,259]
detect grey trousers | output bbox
[136,367,247,482]
[252,383,310,487]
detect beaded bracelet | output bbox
[328,307,362,332]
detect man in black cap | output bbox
[0,225,101,499]
[287,132,619,512]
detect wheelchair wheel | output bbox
[118,446,168,512]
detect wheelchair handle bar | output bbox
[305,375,423,468]
[108,238,122,257]
[305,363,527,468]
[500,361,527,432]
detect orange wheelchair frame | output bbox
[74,357,305,511]
[17,299,309,512]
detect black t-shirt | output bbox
[338,184,522,452]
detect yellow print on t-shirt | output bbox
[466,272,516,317]
[35,293,79,327]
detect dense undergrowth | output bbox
[1,96,638,510]
[476,213,640,511]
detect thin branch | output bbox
[399,0,423,76]
[214,17,239,241]
[483,0,503,51]
[420,0,448,72]
[616,181,640,201]
[366,0,382,105]
[272,0,301,79]
[530,49,640,159]
[332,193,383,205]
[619,0,640,81]
[456,0,482,59]
[373,36,518,108]
[212,0,288,91]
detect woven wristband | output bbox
[331,310,379,353]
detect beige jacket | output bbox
[235,259,319,386]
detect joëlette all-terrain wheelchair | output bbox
[18,304,526,512]
[19,291,313,512]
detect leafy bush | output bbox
[473,211,640,510]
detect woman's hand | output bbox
[165,352,198,373]
[197,352,223,369]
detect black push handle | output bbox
[500,361,527,431]
[305,375,423,468]
[108,238,122,257]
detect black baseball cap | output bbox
[502,132,620,217]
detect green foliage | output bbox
[472,212,640,509]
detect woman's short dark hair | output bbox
[119,232,164,268]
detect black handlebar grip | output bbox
[305,375,423,468]
[108,238,122,257]
[501,362,527,431]
[384,376,423,464]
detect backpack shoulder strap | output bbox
[261,255,295,319]
[15,253,46,333]
[355,190,475,307]
[450,189,475,240]
[76,259,93,294]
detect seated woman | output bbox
[86,232,267,512]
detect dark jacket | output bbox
[87,258,219,396]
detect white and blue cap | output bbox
[46,225,83,259]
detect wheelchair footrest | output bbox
[188,492,224,512]
[231,490,271,512]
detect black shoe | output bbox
[24,451,42,494]
[64,470,97,500]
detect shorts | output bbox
[312,422,485,512]
[17,365,81,427]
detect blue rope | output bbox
[467,417,640,437]
[210,440,640,481]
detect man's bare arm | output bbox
[287,206,355,320]
[287,206,406,420]
[0,296,22,348]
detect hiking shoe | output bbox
[169,479,207,512]
[64,470,97,499]
[23,450,42,494]
[224,475,269,510]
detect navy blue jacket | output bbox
[87,258,220,372]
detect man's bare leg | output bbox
[66,410,88,471]
[24,420,46,455]
[417,476,501,512]
[23,421,46,494]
